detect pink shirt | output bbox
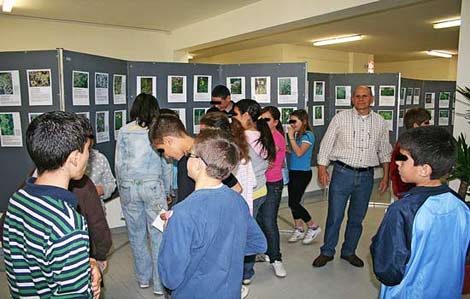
[265,130,286,182]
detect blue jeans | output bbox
[320,164,374,257]
[243,195,267,280]
[119,178,167,293]
[257,180,283,262]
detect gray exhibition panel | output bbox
[0,50,61,211]
[220,63,307,107]
[329,73,401,144]
[62,50,128,172]
[421,80,456,133]
[127,61,220,135]
[307,72,330,166]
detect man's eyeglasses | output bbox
[185,152,208,165]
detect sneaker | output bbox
[139,282,150,289]
[154,290,164,296]
[241,285,249,299]
[302,227,322,245]
[288,228,305,243]
[242,278,252,285]
[271,261,287,277]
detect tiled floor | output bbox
[1,189,470,298]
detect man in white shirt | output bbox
[313,85,392,268]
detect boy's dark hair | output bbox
[130,93,160,128]
[194,128,239,180]
[404,108,431,129]
[211,85,231,99]
[148,114,189,144]
[399,126,456,179]
[26,111,92,175]
[235,99,276,161]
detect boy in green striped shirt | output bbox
[2,111,101,299]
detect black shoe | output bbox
[340,254,364,267]
[312,254,334,267]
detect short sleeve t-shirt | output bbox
[288,131,314,171]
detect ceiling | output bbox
[189,0,461,62]
[3,0,261,31]
[1,0,461,62]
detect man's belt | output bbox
[334,161,373,172]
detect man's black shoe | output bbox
[312,254,334,267]
[340,254,364,267]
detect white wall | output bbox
[0,15,173,61]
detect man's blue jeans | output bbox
[119,178,167,293]
[243,195,267,280]
[320,164,374,257]
[257,180,283,262]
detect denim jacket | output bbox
[115,121,171,195]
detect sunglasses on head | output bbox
[395,153,408,161]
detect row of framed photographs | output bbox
[0,110,127,148]
[135,75,301,104]
[0,69,55,107]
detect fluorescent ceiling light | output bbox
[433,18,461,29]
[426,50,453,58]
[313,35,363,46]
[2,0,15,12]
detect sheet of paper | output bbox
[152,209,167,232]
[0,70,21,106]
[27,69,53,106]
[72,71,90,106]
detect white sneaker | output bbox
[288,228,305,243]
[154,290,164,296]
[242,278,252,285]
[139,282,150,288]
[302,227,322,245]
[241,285,249,299]
[271,260,287,277]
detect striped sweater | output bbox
[2,179,92,299]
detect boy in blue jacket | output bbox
[371,126,470,299]
[158,128,267,299]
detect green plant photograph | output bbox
[197,76,209,93]
[0,72,13,95]
[141,77,153,95]
[114,112,123,130]
[279,78,291,95]
[255,78,267,95]
[315,82,324,96]
[439,92,450,101]
[314,106,322,119]
[0,113,14,136]
[97,113,105,132]
[336,86,346,99]
[29,70,50,87]
[194,108,205,125]
[172,77,184,94]
[379,110,393,120]
[114,76,123,95]
[96,74,108,89]
[230,78,242,94]
[380,87,395,96]
[73,72,88,88]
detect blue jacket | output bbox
[371,185,470,299]
[158,185,267,299]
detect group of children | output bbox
[1,85,470,298]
